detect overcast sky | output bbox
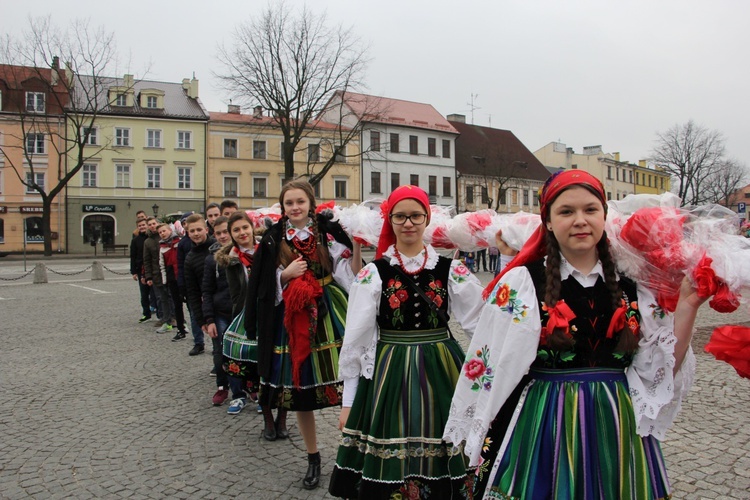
[3,0,748,166]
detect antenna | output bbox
[467,93,481,124]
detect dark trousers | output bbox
[166,280,186,331]
[138,278,151,317]
[212,315,231,389]
[477,249,488,271]
[489,253,498,273]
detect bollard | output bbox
[91,261,104,281]
[33,263,48,284]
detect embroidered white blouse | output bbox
[338,244,486,406]
[442,262,696,467]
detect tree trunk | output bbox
[42,195,53,256]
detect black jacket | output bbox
[184,236,216,327]
[245,215,353,379]
[130,231,148,275]
[201,242,233,325]
[215,244,248,318]
[142,232,163,286]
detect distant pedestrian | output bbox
[488,245,498,274]
[157,222,188,338]
[130,218,151,323]
[477,247,488,272]
[142,217,166,328]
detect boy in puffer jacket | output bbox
[157,223,188,339]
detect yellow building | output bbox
[534,142,670,201]
[208,106,361,208]
[66,75,208,253]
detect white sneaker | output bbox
[155,323,173,334]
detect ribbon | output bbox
[606,299,628,339]
[542,300,576,345]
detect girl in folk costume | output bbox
[214,211,261,415]
[329,185,486,499]
[244,180,361,490]
[443,170,706,499]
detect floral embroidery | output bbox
[464,345,494,391]
[649,302,666,320]
[424,276,447,327]
[341,248,352,259]
[450,263,471,283]
[490,283,528,323]
[355,267,373,285]
[392,479,431,500]
[384,277,408,326]
[326,233,335,247]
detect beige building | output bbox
[207,106,361,208]
[534,142,670,201]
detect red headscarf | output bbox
[375,185,431,259]
[483,170,607,299]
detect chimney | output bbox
[124,74,134,89]
[51,57,60,86]
[188,76,199,99]
[447,113,466,123]
[52,56,59,69]
[253,106,263,119]
[613,152,620,162]
[227,104,241,114]
[638,159,647,168]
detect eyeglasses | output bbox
[389,213,427,225]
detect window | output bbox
[146,166,161,188]
[253,178,267,198]
[177,167,192,189]
[409,135,418,155]
[442,139,451,158]
[177,131,192,149]
[648,175,652,187]
[523,189,529,206]
[313,182,321,198]
[533,190,539,206]
[83,127,97,146]
[410,174,419,187]
[371,171,381,194]
[115,93,127,106]
[334,179,347,199]
[616,168,620,181]
[308,143,320,162]
[146,129,162,148]
[466,185,474,204]
[224,177,238,197]
[0,90,3,110]
[607,191,612,201]
[115,128,130,147]
[25,133,45,154]
[481,187,489,205]
[370,131,380,151]
[224,139,238,158]
[390,133,399,153]
[607,166,612,179]
[660,177,664,190]
[391,172,400,192]
[427,138,436,157]
[146,96,157,108]
[280,141,288,160]
[253,140,267,160]
[629,170,633,184]
[428,175,437,197]
[442,177,451,197]
[0,218,4,244]
[499,188,507,205]
[25,216,44,243]
[82,164,97,187]
[26,92,45,113]
[334,144,346,163]
[115,164,131,188]
[26,172,45,193]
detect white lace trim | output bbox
[383,244,439,271]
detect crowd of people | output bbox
[128,175,707,499]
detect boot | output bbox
[261,405,277,441]
[302,452,321,490]
[275,409,289,439]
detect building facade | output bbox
[0,63,68,253]
[66,75,208,253]
[534,142,670,201]
[207,105,361,209]
[449,115,549,214]
[320,91,458,205]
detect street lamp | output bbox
[152,204,159,217]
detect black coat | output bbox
[215,244,248,318]
[201,243,233,325]
[245,215,353,379]
[184,236,216,327]
[130,231,148,275]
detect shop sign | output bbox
[83,204,116,213]
[20,206,44,213]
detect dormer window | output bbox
[115,93,127,106]
[26,92,45,113]
[139,89,164,109]
[146,96,157,108]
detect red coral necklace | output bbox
[291,233,317,256]
[394,246,428,276]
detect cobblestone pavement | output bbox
[1,261,749,499]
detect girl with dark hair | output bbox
[329,185,486,499]
[444,170,706,499]
[245,180,361,489]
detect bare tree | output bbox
[470,144,529,212]
[651,120,726,206]
[704,159,748,206]
[0,17,123,255]
[216,2,369,184]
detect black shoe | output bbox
[262,425,277,441]
[138,315,152,323]
[171,331,186,342]
[209,367,217,377]
[188,344,205,356]
[303,453,321,490]
[275,410,289,439]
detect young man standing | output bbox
[220,200,238,218]
[183,214,216,356]
[130,218,151,323]
[142,217,166,328]
[205,203,221,236]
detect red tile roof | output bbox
[338,91,458,134]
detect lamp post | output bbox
[152,204,159,217]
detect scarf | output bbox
[375,185,431,259]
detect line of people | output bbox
[129,173,706,499]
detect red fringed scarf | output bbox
[541,300,576,345]
[282,270,323,386]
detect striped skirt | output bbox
[329,329,472,500]
[485,368,670,500]
[260,279,347,411]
